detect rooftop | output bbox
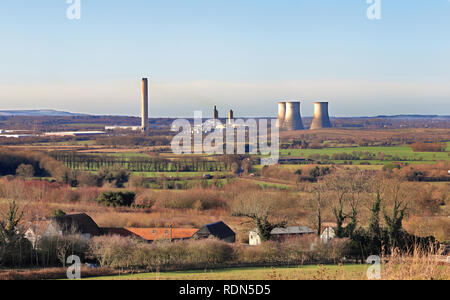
[124,228,199,241]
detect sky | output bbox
[0,0,449,117]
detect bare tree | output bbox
[231,191,286,241]
[323,169,369,238]
[323,170,350,237]
[382,177,408,247]
[305,182,327,236]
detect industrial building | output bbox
[44,131,107,137]
[105,126,142,131]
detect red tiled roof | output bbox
[101,228,142,239]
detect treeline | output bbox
[95,135,172,147]
[50,152,228,172]
[410,142,447,152]
[0,148,67,178]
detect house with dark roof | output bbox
[25,213,102,246]
[249,226,314,245]
[193,221,235,243]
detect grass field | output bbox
[281,144,449,164]
[85,264,368,280]
[253,164,384,171]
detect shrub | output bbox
[50,209,66,217]
[96,191,135,207]
[16,164,35,178]
[37,235,90,267]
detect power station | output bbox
[141,78,149,132]
[137,77,331,133]
[310,102,332,129]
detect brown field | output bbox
[281,128,450,144]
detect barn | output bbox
[193,221,235,243]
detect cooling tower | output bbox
[283,102,304,131]
[141,78,149,132]
[310,102,332,129]
[277,102,286,128]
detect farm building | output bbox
[25,213,102,246]
[249,226,314,246]
[193,221,236,243]
[25,213,233,246]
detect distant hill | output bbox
[373,115,449,119]
[0,110,88,117]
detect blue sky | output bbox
[0,0,449,117]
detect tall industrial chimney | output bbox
[310,102,332,129]
[141,78,149,132]
[283,102,304,131]
[228,109,234,124]
[277,102,286,128]
[213,105,219,120]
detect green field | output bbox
[85,264,367,280]
[281,144,449,164]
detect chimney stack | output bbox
[228,109,234,124]
[141,78,149,132]
[310,102,331,129]
[213,105,219,120]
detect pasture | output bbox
[86,264,367,280]
[281,144,449,164]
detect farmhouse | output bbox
[25,213,102,246]
[249,226,314,246]
[193,221,236,243]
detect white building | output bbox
[320,227,336,244]
[249,226,314,246]
[105,126,142,131]
[44,131,106,137]
[249,230,262,246]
